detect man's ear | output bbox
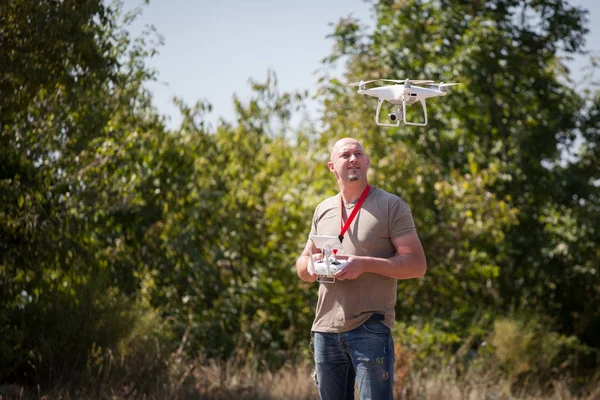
[327,161,335,172]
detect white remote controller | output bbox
[313,259,347,277]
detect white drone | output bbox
[346,79,459,127]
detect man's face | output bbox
[328,140,370,182]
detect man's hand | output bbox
[307,253,322,277]
[296,240,322,282]
[332,234,427,280]
[333,256,364,280]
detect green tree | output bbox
[140,72,321,367]
[3,0,598,392]
[0,0,168,384]
[318,0,599,350]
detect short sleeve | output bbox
[389,198,417,239]
[309,207,318,237]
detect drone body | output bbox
[347,79,458,127]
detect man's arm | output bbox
[295,240,321,282]
[334,233,427,280]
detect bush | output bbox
[488,316,595,384]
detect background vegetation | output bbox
[1,0,599,398]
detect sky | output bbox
[124,0,600,129]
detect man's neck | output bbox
[339,181,369,203]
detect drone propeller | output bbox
[345,79,379,87]
[426,82,460,88]
[381,79,435,85]
[428,82,460,93]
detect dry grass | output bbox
[183,360,319,400]
[2,341,599,400]
[172,341,599,400]
[2,367,598,400]
[166,355,600,400]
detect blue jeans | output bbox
[313,321,394,400]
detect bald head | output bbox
[330,138,365,162]
[328,138,370,184]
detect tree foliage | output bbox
[0,0,165,383]
[320,0,600,352]
[1,0,598,390]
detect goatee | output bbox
[348,175,359,181]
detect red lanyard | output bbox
[338,184,371,244]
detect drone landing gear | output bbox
[375,99,400,127]
[375,98,429,127]
[409,99,428,127]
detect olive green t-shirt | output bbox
[310,186,417,333]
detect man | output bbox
[296,138,427,400]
